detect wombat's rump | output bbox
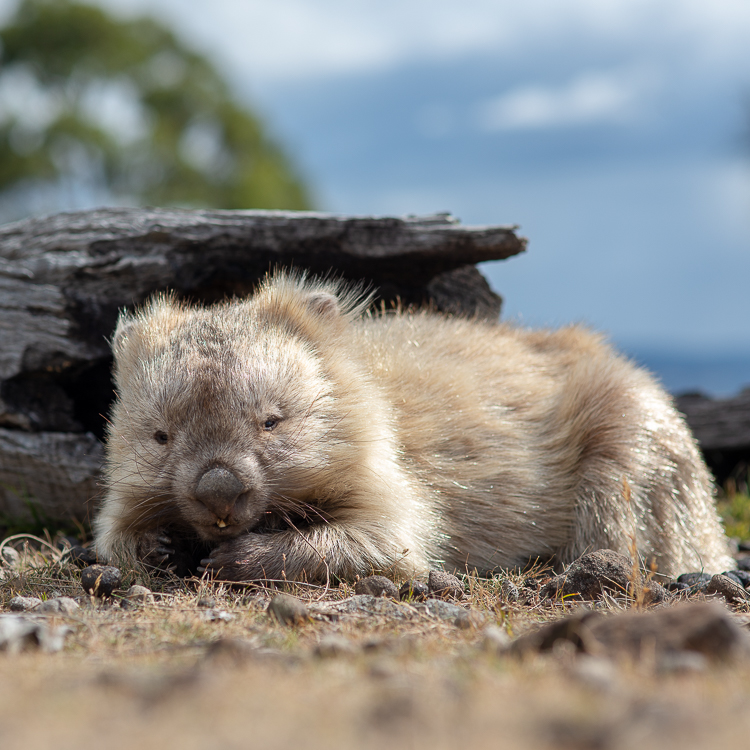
[94,274,733,581]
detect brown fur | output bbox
[94,273,733,581]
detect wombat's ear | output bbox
[110,312,138,354]
[305,291,340,319]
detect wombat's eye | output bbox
[263,418,278,431]
[154,431,169,445]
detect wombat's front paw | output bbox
[197,536,270,582]
[137,529,176,572]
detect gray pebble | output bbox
[428,570,464,600]
[676,572,713,593]
[267,594,309,625]
[354,575,399,599]
[416,599,467,621]
[81,565,122,597]
[124,585,155,605]
[36,597,80,615]
[9,595,42,612]
[1,547,20,569]
[398,580,428,602]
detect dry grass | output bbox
[3,534,750,750]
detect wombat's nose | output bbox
[195,467,244,519]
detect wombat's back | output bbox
[352,312,732,576]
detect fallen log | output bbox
[0,207,526,526]
[676,390,750,486]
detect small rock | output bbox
[124,585,155,605]
[415,599,467,621]
[540,549,636,601]
[642,580,671,605]
[1,547,20,569]
[314,633,358,658]
[676,572,713,594]
[735,556,750,572]
[398,580,428,602]
[196,596,217,608]
[428,570,464,600]
[510,600,750,662]
[36,597,80,615]
[9,596,42,612]
[705,574,749,604]
[314,595,412,620]
[664,581,691,594]
[722,571,745,587]
[267,594,309,625]
[482,624,511,653]
[724,570,750,588]
[354,575,399,599]
[0,615,42,653]
[81,565,122,597]
[0,615,72,653]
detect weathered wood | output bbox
[0,207,526,525]
[676,391,750,452]
[0,429,103,524]
[676,390,750,485]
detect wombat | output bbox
[94,273,733,582]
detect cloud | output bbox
[476,68,656,131]
[76,0,750,85]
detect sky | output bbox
[1,0,749,395]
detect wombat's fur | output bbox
[94,273,733,581]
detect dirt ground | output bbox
[3,548,750,750]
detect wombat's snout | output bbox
[194,466,244,525]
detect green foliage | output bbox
[0,0,312,213]
[718,491,750,542]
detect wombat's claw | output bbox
[138,530,176,570]
[197,557,214,576]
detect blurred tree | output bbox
[0,0,312,218]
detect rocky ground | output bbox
[3,538,750,750]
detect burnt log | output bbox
[0,207,526,526]
[676,390,750,486]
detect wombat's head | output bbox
[104,273,369,543]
